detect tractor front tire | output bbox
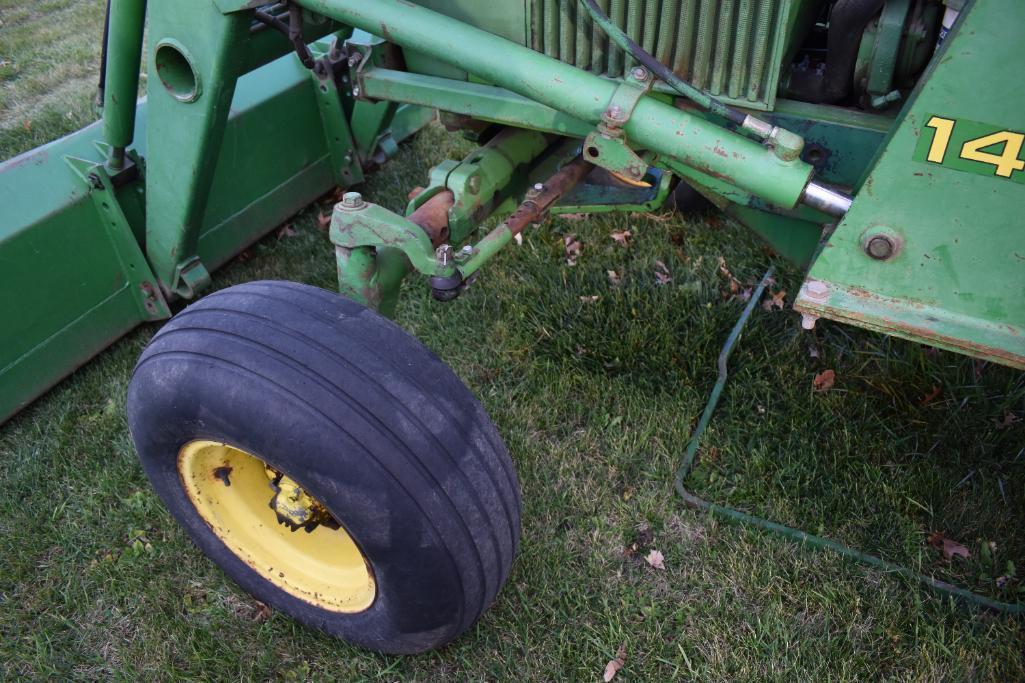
[127,281,520,654]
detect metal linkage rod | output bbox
[294,0,815,211]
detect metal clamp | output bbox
[583,68,653,182]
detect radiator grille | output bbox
[529,0,789,110]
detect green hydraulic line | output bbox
[296,0,815,210]
[675,267,1025,615]
[577,0,805,161]
[102,0,147,170]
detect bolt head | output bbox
[632,67,648,81]
[352,85,361,97]
[804,279,829,303]
[461,245,473,255]
[865,235,896,260]
[341,191,364,209]
[533,183,545,192]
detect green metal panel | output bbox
[795,0,1025,369]
[0,44,427,424]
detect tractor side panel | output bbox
[795,1,1025,368]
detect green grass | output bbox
[2,4,1024,680]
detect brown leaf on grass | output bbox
[812,369,835,392]
[919,385,942,406]
[253,601,274,622]
[559,212,590,221]
[317,212,331,229]
[645,549,666,570]
[927,532,970,561]
[607,269,622,287]
[996,410,1020,429]
[610,230,632,247]
[579,295,600,303]
[654,260,672,285]
[237,249,254,262]
[22,119,31,132]
[277,224,297,239]
[603,643,627,682]
[761,289,786,312]
[564,234,582,266]
[717,256,733,281]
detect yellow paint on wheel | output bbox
[178,440,375,612]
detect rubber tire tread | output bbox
[127,280,520,654]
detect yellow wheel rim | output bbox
[178,440,375,612]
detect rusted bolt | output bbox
[865,234,896,260]
[631,66,649,82]
[606,105,627,124]
[340,191,365,209]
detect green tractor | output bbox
[1,0,1021,653]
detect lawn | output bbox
[1,2,1023,680]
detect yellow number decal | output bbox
[924,116,955,163]
[959,130,1025,178]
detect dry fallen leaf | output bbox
[559,212,590,221]
[812,369,835,392]
[927,532,970,561]
[919,385,942,406]
[610,230,632,247]
[761,289,786,312]
[996,410,1020,429]
[654,260,672,285]
[564,234,582,266]
[645,549,666,570]
[514,232,523,246]
[607,269,622,287]
[253,601,274,622]
[603,643,627,682]
[579,295,600,303]
[717,256,733,280]
[317,212,331,229]
[276,224,297,239]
